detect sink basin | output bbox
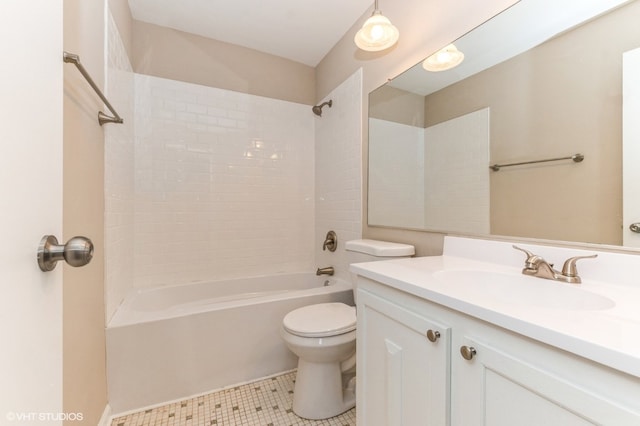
[433,270,615,311]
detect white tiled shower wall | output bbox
[105,11,135,321]
[368,109,489,235]
[134,75,316,287]
[369,118,425,228]
[104,7,363,315]
[314,69,363,282]
[424,108,490,235]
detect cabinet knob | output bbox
[460,346,477,360]
[426,329,440,342]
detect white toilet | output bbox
[281,239,415,420]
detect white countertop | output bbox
[350,237,640,378]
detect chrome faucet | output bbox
[513,245,597,284]
[316,266,335,276]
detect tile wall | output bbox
[424,108,490,234]
[133,75,316,287]
[369,118,425,229]
[105,18,362,312]
[105,11,135,321]
[367,108,489,235]
[314,69,363,282]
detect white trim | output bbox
[98,404,112,426]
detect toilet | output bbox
[281,239,415,420]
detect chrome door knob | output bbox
[460,346,477,360]
[426,329,440,342]
[630,223,640,233]
[37,235,94,271]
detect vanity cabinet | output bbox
[357,289,451,426]
[453,335,640,425]
[356,277,640,426]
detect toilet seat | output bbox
[283,303,356,338]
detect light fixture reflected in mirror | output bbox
[422,44,465,72]
[354,0,399,52]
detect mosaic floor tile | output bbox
[110,371,356,426]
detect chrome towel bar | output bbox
[63,51,123,126]
[490,153,584,172]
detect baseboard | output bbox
[97,404,112,426]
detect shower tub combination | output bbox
[106,272,353,414]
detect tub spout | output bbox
[316,266,334,276]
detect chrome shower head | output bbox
[312,100,333,116]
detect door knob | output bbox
[630,223,640,233]
[37,235,94,271]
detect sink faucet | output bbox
[316,266,335,276]
[513,245,597,284]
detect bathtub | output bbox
[106,273,354,414]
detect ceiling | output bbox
[128,0,374,67]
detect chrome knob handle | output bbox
[630,223,640,233]
[37,235,94,272]
[426,329,440,342]
[460,346,477,360]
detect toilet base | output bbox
[292,359,356,420]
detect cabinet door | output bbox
[357,290,451,426]
[452,336,640,426]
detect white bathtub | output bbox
[106,273,354,414]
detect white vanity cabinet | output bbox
[357,288,451,426]
[356,277,640,426]
[452,327,640,425]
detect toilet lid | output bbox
[283,303,356,338]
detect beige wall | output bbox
[63,0,108,424]
[108,0,134,62]
[132,20,316,105]
[421,1,640,246]
[369,85,425,127]
[316,0,519,256]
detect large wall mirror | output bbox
[368,0,640,248]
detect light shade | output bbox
[422,44,465,72]
[354,10,399,52]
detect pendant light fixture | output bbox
[422,44,465,72]
[354,0,399,52]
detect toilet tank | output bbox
[345,240,414,303]
[345,239,415,264]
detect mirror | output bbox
[368,0,640,247]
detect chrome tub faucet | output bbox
[513,245,597,284]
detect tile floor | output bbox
[110,371,356,426]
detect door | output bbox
[0,0,64,422]
[357,290,451,426]
[452,336,640,425]
[623,47,640,247]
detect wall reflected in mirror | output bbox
[368,0,640,247]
